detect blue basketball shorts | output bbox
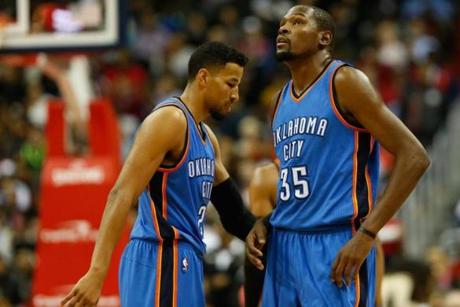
[261,227,376,307]
[119,239,205,307]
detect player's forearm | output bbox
[88,188,135,276]
[362,147,430,234]
[211,178,256,240]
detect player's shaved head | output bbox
[289,5,336,50]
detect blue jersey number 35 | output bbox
[279,166,310,201]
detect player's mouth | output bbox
[276,36,289,48]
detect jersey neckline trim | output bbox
[289,59,334,102]
[175,96,208,144]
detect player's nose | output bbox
[278,25,289,35]
[230,91,239,103]
[230,85,239,103]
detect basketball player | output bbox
[244,161,384,306]
[61,42,255,307]
[246,5,430,306]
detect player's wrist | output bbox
[358,225,377,240]
[88,265,109,279]
[261,213,272,230]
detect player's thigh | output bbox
[119,240,158,307]
[119,240,205,307]
[261,230,299,307]
[176,244,205,307]
[297,229,376,307]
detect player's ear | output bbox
[318,31,332,49]
[197,68,210,88]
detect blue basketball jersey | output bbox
[271,60,380,231]
[130,97,215,254]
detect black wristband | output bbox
[358,226,376,239]
[211,177,256,241]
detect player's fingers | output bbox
[331,254,344,287]
[246,236,264,257]
[246,244,263,259]
[343,260,356,286]
[331,253,340,272]
[248,245,263,257]
[81,296,97,307]
[247,252,264,270]
[64,292,83,307]
[255,228,267,245]
[246,244,264,269]
[61,288,78,306]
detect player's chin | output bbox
[276,44,289,52]
[210,109,227,121]
[275,50,294,62]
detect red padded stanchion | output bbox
[32,99,128,307]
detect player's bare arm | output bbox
[204,124,256,240]
[246,92,282,270]
[331,66,430,287]
[246,163,278,270]
[249,163,278,217]
[61,107,187,306]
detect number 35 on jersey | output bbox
[279,166,310,202]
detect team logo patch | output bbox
[181,257,189,272]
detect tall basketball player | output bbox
[246,5,430,306]
[62,42,255,307]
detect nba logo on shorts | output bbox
[181,257,189,272]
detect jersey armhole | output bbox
[154,104,190,172]
[271,85,287,128]
[330,65,368,132]
[201,123,216,156]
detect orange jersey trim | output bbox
[271,85,287,128]
[354,272,361,307]
[158,129,191,173]
[154,242,163,307]
[289,61,333,103]
[351,131,359,232]
[329,65,368,132]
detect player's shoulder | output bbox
[335,65,371,89]
[140,105,187,137]
[148,105,186,124]
[255,161,278,178]
[252,161,279,188]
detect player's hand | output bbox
[246,217,268,270]
[61,270,105,307]
[331,231,375,288]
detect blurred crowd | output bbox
[1,0,460,306]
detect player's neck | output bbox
[180,85,207,124]
[287,52,332,94]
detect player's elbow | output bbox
[107,186,136,209]
[412,147,431,174]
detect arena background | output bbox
[0,0,459,306]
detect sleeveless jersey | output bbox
[130,97,215,254]
[271,60,380,231]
